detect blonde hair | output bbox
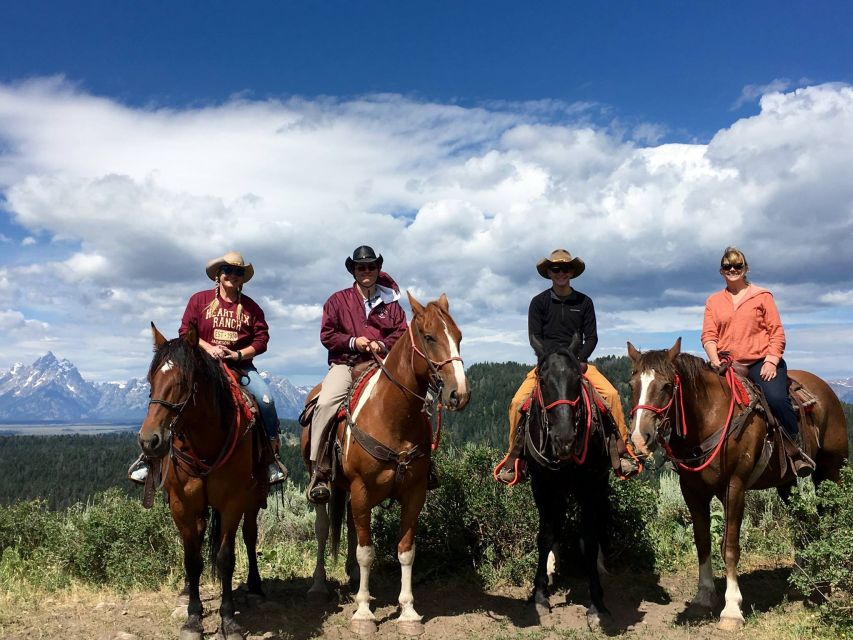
[203,278,244,330]
[720,246,750,284]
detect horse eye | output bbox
[424,334,437,343]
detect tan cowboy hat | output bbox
[205,251,254,282]
[536,249,585,279]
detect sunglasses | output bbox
[721,263,744,272]
[220,266,245,277]
[548,265,573,274]
[355,263,379,272]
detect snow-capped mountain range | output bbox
[829,377,853,404]
[0,352,311,422]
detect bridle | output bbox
[148,382,197,437]
[528,372,593,467]
[408,320,463,392]
[630,373,686,437]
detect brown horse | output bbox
[627,338,849,630]
[304,293,469,636]
[138,324,268,640]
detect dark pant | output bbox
[747,358,798,436]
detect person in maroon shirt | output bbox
[306,245,408,503]
[129,251,287,485]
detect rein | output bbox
[527,376,594,467]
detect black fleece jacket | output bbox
[528,287,598,363]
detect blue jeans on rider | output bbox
[747,358,798,437]
[237,365,280,439]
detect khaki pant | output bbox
[309,363,353,462]
[506,364,629,452]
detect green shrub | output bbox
[788,467,853,628]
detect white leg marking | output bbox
[720,574,744,622]
[353,545,376,622]
[308,505,330,596]
[398,545,422,622]
[546,549,558,585]
[441,319,467,396]
[631,370,656,450]
[692,558,716,608]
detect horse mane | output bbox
[537,342,581,370]
[636,349,710,401]
[149,337,235,417]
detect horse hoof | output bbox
[397,619,424,636]
[718,615,745,631]
[586,608,602,630]
[351,618,378,635]
[534,601,551,625]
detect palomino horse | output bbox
[627,338,849,630]
[522,335,612,629]
[138,324,268,640]
[305,293,469,636]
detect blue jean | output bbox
[236,365,280,439]
[747,358,798,436]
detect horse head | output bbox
[407,292,469,411]
[531,333,584,460]
[627,337,681,458]
[138,322,209,458]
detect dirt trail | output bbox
[0,565,801,640]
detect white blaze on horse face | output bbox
[631,370,657,445]
[441,318,467,395]
[159,360,175,375]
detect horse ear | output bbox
[437,293,449,312]
[530,334,545,360]
[184,322,200,348]
[569,332,581,356]
[627,341,641,362]
[667,337,682,362]
[151,322,167,349]
[407,291,426,316]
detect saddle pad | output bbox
[336,366,380,420]
[221,364,256,427]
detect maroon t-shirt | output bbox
[179,289,269,365]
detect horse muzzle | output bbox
[138,426,170,458]
[442,386,470,411]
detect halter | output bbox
[528,376,594,466]
[148,383,197,435]
[630,369,738,472]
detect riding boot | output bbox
[267,436,288,485]
[306,465,331,504]
[128,454,150,485]
[784,432,815,478]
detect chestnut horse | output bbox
[627,338,849,630]
[138,324,268,640]
[304,293,469,636]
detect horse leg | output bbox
[308,503,331,601]
[243,503,264,599]
[215,509,245,640]
[530,474,560,623]
[578,472,609,628]
[396,487,427,636]
[349,488,377,635]
[682,482,715,613]
[345,500,360,590]
[718,481,747,630]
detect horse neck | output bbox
[177,372,233,457]
[376,327,431,413]
[675,365,732,444]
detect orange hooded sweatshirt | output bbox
[701,285,785,365]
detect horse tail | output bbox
[208,507,221,581]
[329,485,346,561]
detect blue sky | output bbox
[1,1,853,384]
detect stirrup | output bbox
[128,455,149,485]
[268,460,288,485]
[306,471,330,504]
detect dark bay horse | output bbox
[138,324,268,640]
[304,293,469,636]
[627,338,849,630]
[523,335,612,629]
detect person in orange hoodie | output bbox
[701,246,814,476]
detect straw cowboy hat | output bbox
[205,251,254,282]
[345,245,384,275]
[536,249,585,279]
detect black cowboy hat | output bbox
[345,245,384,274]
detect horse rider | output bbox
[129,251,288,486]
[305,245,408,504]
[702,246,815,476]
[495,249,639,483]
